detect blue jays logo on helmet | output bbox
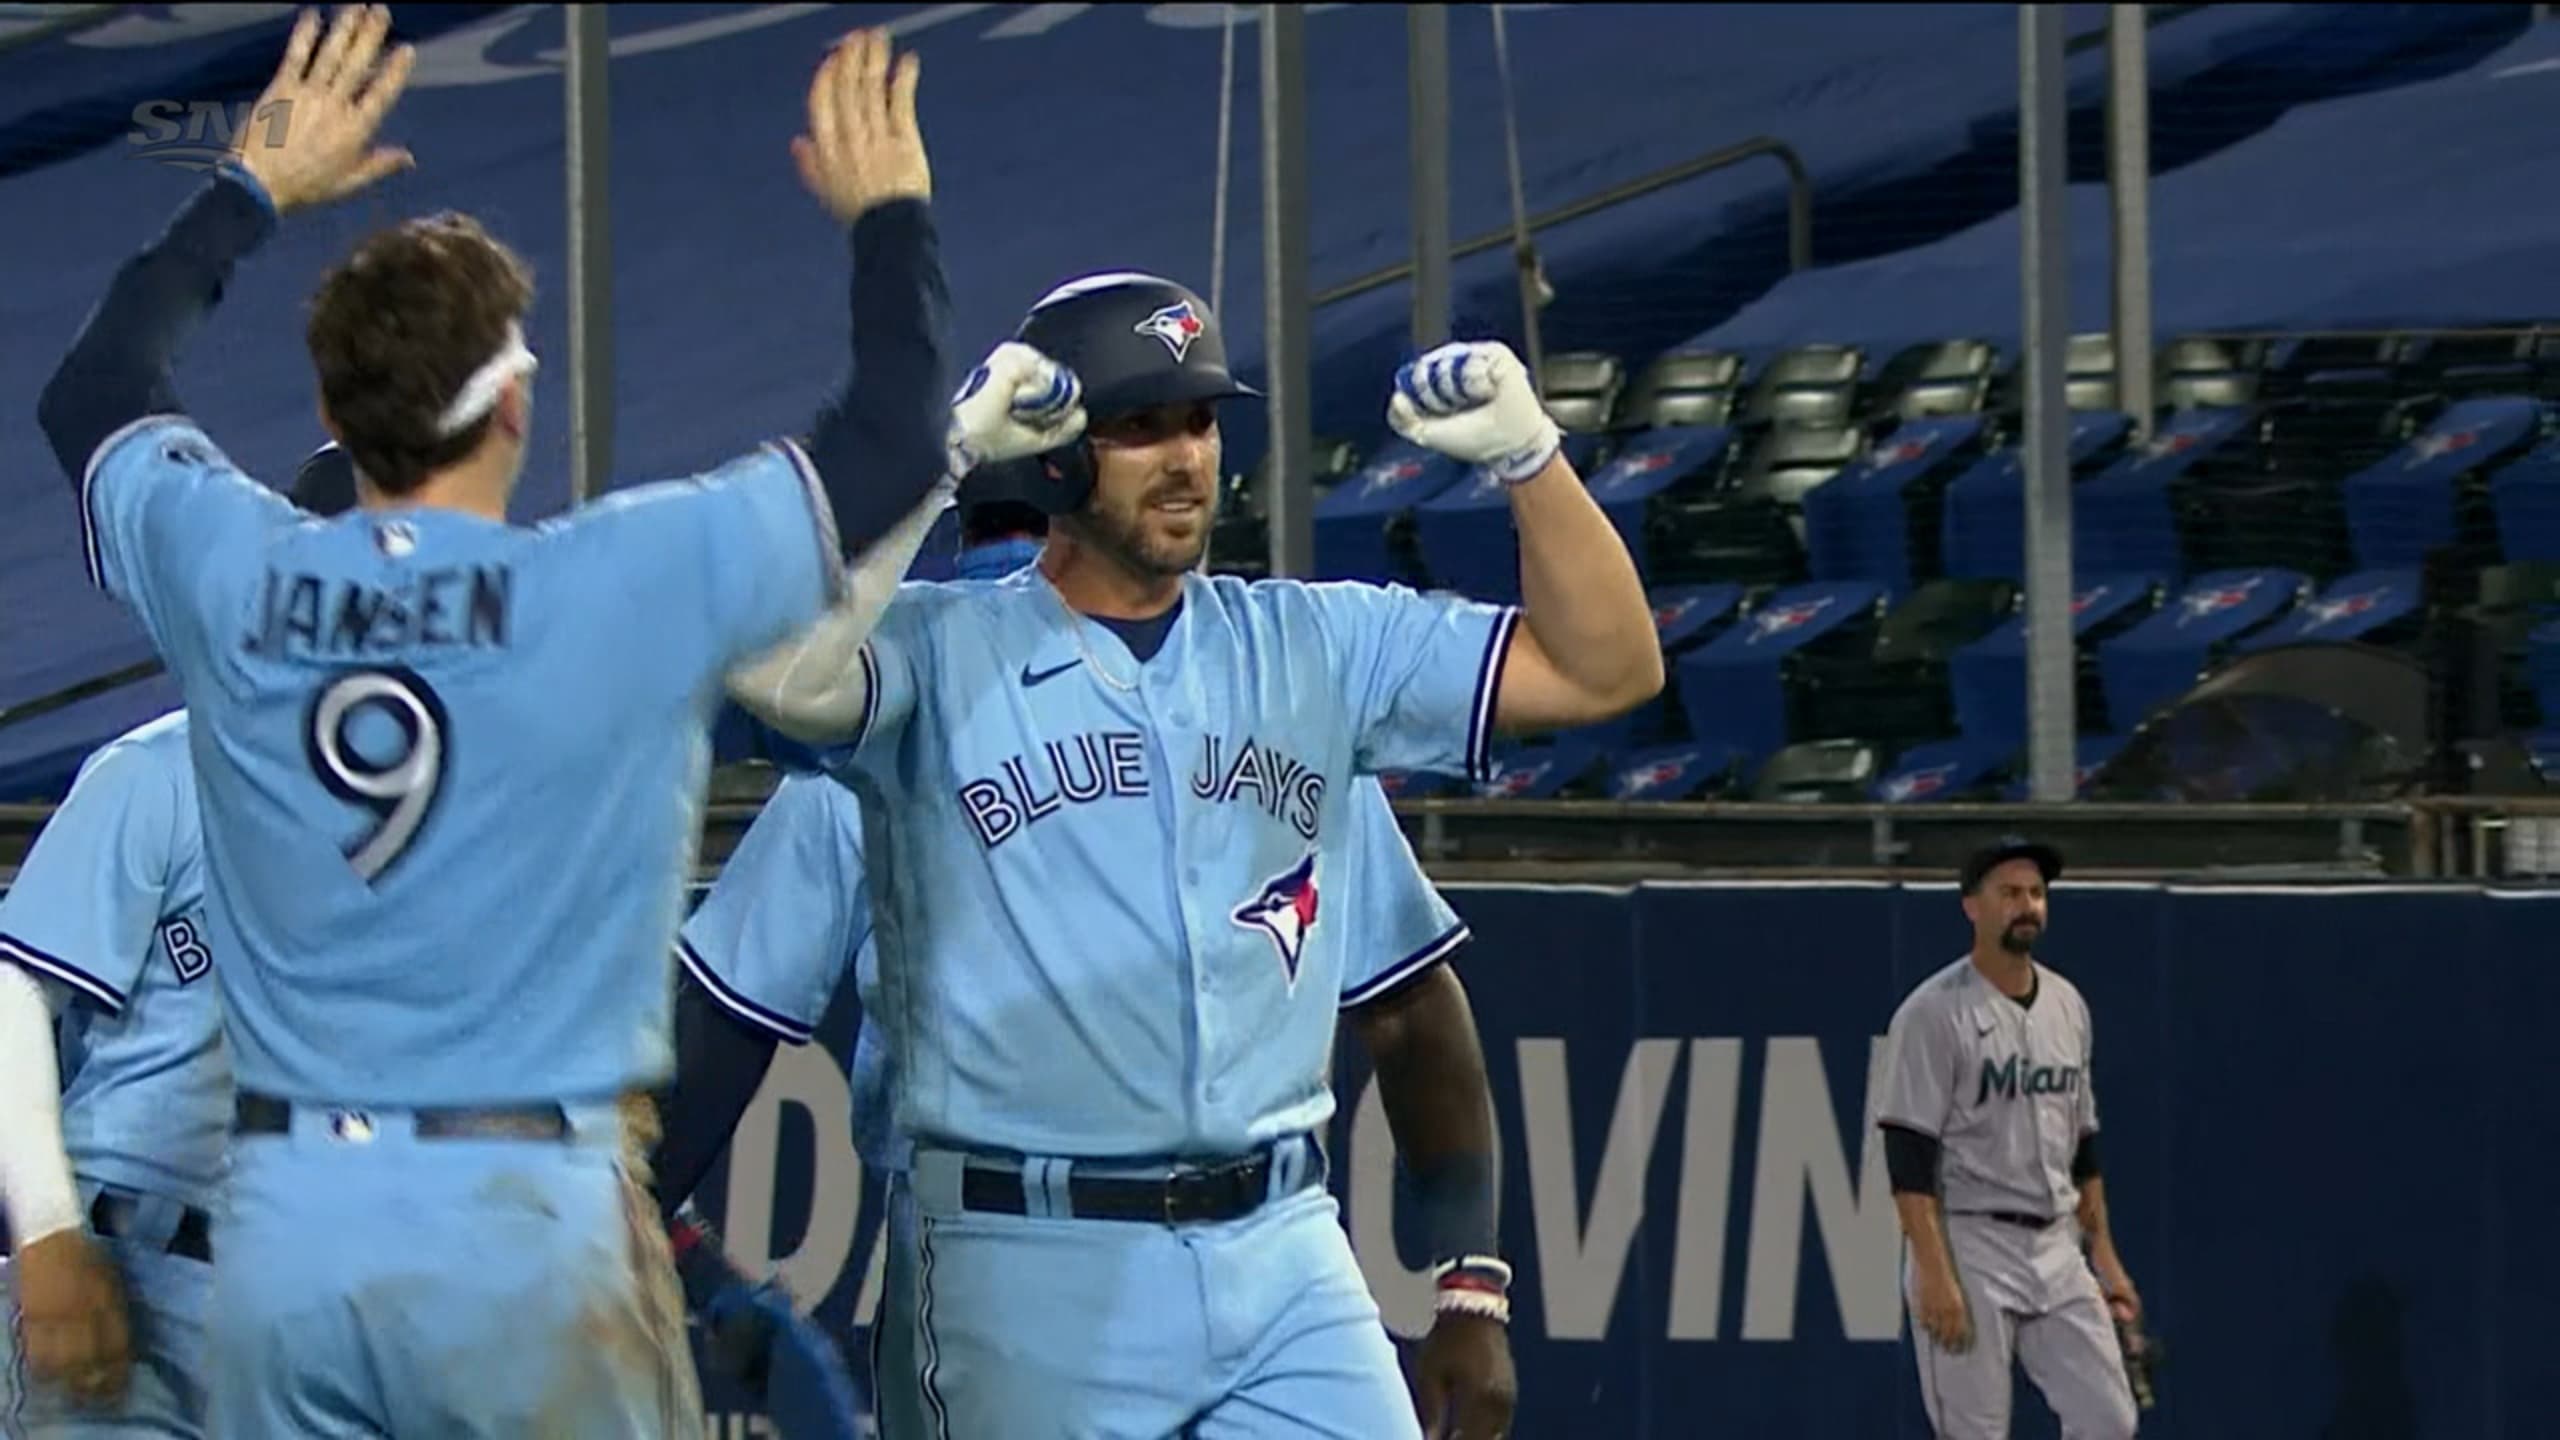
[1231,848,1321,988]
[1134,300,1207,363]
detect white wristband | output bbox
[0,964,83,1247]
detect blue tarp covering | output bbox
[1649,582,1746,654]
[1799,414,1982,596]
[1588,426,1732,586]
[2237,568,2423,652]
[1939,411,2134,580]
[2074,407,2256,577]
[2098,568,2311,730]
[1673,580,1882,763]
[1312,440,1466,583]
[2489,439,2560,564]
[1872,735,2015,803]
[1949,572,2163,744]
[2343,397,2543,568]
[0,3,2524,793]
[1697,12,2558,363]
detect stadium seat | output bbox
[1800,415,1986,595]
[1738,344,1864,432]
[2160,337,2267,411]
[2097,567,2312,733]
[1605,742,1744,801]
[2417,331,2550,399]
[1375,770,1460,801]
[1585,426,1736,585]
[1750,738,1883,803]
[1949,573,2165,746]
[1646,425,1862,586]
[1538,351,1626,435]
[1614,350,1746,430]
[1210,439,1360,579]
[1871,735,2014,803]
[1997,733,2133,801]
[2342,395,2542,570]
[1869,339,1997,423]
[1474,741,1604,800]
[2066,333,2123,414]
[2236,568,2425,652]
[2076,407,2255,577]
[2488,437,2560,564]
[1793,576,2015,751]
[1937,415,2136,582]
[2467,562,2560,729]
[1674,579,1886,767]
[1310,440,1466,584]
[1649,582,1747,657]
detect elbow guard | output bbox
[726,476,953,741]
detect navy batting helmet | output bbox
[1012,272,1258,515]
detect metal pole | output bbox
[2021,3,2076,802]
[1210,3,1239,321]
[1261,3,1314,578]
[1487,3,1543,384]
[1407,3,1451,351]
[565,5,613,503]
[2107,3,2154,438]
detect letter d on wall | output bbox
[722,1044,864,1312]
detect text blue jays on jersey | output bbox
[957,731,1327,849]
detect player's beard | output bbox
[2000,918,2040,954]
[1076,479,1216,580]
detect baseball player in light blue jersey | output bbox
[0,452,359,1435]
[723,273,1659,1436]
[26,14,1077,1434]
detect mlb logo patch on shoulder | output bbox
[374,520,418,559]
[1135,301,1206,362]
[1232,848,1321,990]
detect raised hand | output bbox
[1387,341,1564,486]
[793,28,932,225]
[227,5,416,214]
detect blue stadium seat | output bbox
[1604,742,1742,801]
[1997,733,2133,800]
[2097,568,2311,733]
[2236,569,2424,653]
[2342,396,2542,569]
[1311,441,1464,585]
[2489,439,2560,564]
[2074,407,2255,577]
[1587,426,1734,587]
[1800,414,1986,597]
[1672,579,1885,767]
[1937,413,2133,582]
[1474,742,1604,800]
[1949,573,2164,746]
[1872,736,2013,804]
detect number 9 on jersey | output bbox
[306,667,450,883]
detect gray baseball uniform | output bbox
[1874,955,2138,1439]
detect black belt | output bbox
[0,1189,213,1265]
[958,1147,1313,1225]
[1962,1210,2059,1230]
[233,1092,572,1142]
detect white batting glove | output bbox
[947,340,1085,478]
[1386,340,1563,485]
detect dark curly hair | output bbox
[305,212,535,498]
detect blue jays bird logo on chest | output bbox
[1232,848,1321,989]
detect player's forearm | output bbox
[1507,456,1664,725]
[1893,1191,1960,1284]
[0,965,83,1246]
[2075,1174,2117,1258]
[646,967,784,1221]
[1358,967,1500,1260]
[37,166,277,484]
[803,197,955,561]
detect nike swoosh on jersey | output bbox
[1020,659,1080,687]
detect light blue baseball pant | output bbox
[872,1137,1419,1440]
[204,1101,701,1438]
[1,1185,213,1438]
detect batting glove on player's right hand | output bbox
[947,340,1085,478]
[1387,340,1563,485]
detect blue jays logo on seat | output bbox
[1135,301,1206,362]
[1232,849,1320,988]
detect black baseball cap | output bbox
[1960,834,2064,893]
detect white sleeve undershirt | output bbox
[0,962,81,1246]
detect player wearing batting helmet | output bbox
[719,263,1660,1439]
[1872,837,2148,1438]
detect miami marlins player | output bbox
[29,13,1077,1433]
[1874,837,2143,1439]
[0,450,353,1435]
[720,272,1658,1436]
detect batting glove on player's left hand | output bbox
[676,1224,868,1440]
[1387,340,1563,485]
[947,339,1085,478]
